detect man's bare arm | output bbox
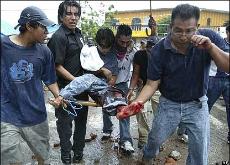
[134,79,160,103]
[56,64,75,81]
[191,35,229,73]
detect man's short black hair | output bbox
[58,0,81,24]
[171,4,200,24]
[116,24,132,38]
[18,21,40,34]
[226,25,229,32]
[96,28,115,48]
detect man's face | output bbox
[30,23,48,43]
[61,6,80,31]
[226,30,229,41]
[116,35,132,52]
[97,45,111,55]
[170,17,198,45]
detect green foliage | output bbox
[223,20,229,26]
[81,2,116,41]
[157,15,171,36]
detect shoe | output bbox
[61,153,71,164]
[101,133,111,141]
[120,141,134,154]
[178,134,188,143]
[73,153,83,163]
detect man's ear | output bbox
[25,23,32,31]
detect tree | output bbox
[223,20,229,26]
[157,15,171,37]
[80,1,116,42]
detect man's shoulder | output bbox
[198,28,215,34]
[36,44,52,56]
[1,35,10,44]
[51,27,66,39]
[134,50,146,57]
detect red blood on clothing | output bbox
[116,101,144,119]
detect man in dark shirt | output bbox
[50,28,122,113]
[118,4,229,165]
[207,24,230,145]
[127,38,159,149]
[47,1,87,164]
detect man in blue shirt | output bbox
[118,4,229,165]
[207,25,230,145]
[1,6,60,165]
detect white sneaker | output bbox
[101,133,111,141]
[178,134,188,143]
[120,141,134,153]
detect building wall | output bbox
[113,8,229,38]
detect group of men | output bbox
[1,1,229,165]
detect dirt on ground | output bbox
[21,91,229,165]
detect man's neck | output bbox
[171,41,189,55]
[10,34,35,47]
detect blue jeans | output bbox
[102,82,133,144]
[207,76,230,141]
[143,96,210,165]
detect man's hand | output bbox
[116,101,144,119]
[49,95,64,108]
[190,35,213,50]
[100,67,112,81]
[127,89,134,103]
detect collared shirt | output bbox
[147,28,228,102]
[47,24,84,88]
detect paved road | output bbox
[21,91,229,164]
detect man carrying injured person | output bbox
[50,27,127,117]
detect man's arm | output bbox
[134,79,160,104]
[47,82,63,108]
[116,79,160,119]
[108,75,117,86]
[208,44,229,73]
[127,63,140,100]
[56,64,75,81]
[98,67,112,82]
[47,82,60,98]
[191,35,229,73]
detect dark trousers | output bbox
[207,76,230,140]
[55,93,88,155]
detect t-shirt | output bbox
[115,49,136,84]
[47,24,84,88]
[133,50,148,85]
[209,38,229,77]
[98,48,119,76]
[1,36,56,127]
[147,28,228,102]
